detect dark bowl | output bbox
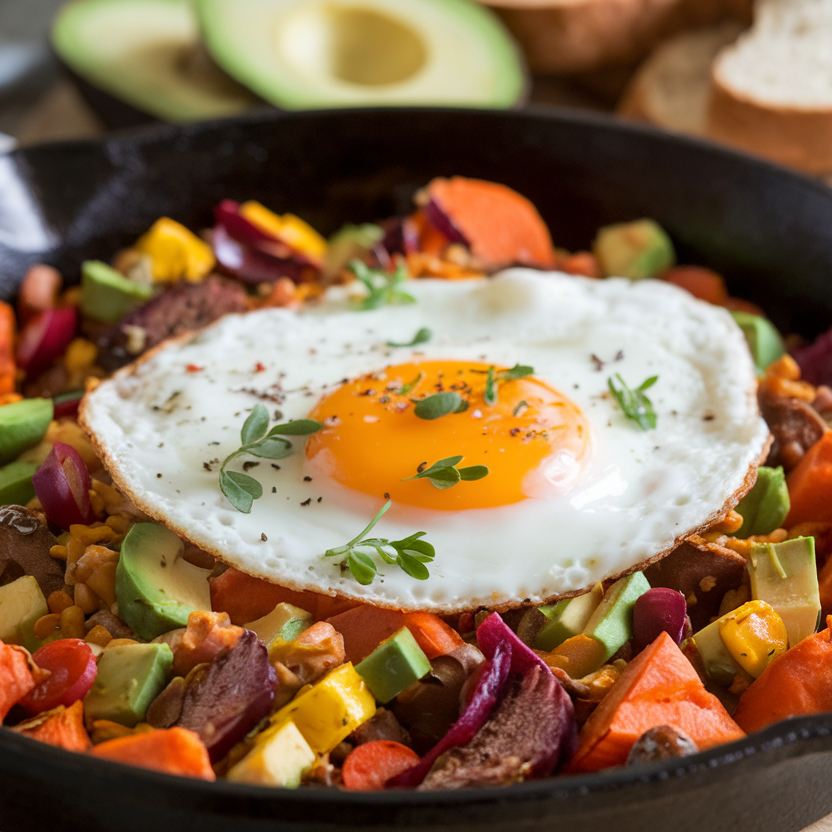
[2,107,832,832]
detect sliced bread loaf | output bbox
[617,21,745,135]
[477,0,752,73]
[708,0,832,174]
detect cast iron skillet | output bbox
[2,108,832,832]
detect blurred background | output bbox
[0,0,828,186]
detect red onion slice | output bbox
[32,441,95,529]
[793,327,832,387]
[424,198,468,246]
[16,307,77,377]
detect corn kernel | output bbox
[105,638,139,649]
[87,562,118,607]
[92,479,125,515]
[85,625,113,648]
[47,590,74,615]
[60,605,86,639]
[50,545,68,561]
[719,599,788,678]
[33,613,62,640]
[63,338,98,374]
[74,582,101,615]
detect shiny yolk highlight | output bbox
[306,361,591,511]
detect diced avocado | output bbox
[269,662,375,755]
[355,627,431,704]
[582,572,650,662]
[734,466,790,537]
[730,311,786,374]
[0,460,38,506]
[84,643,173,727]
[749,536,821,648]
[245,602,313,651]
[534,583,604,652]
[323,223,384,281]
[115,522,212,641]
[197,0,527,110]
[51,0,257,124]
[692,615,743,686]
[593,219,675,280]
[80,260,153,324]
[226,719,316,787]
[0,575,49,652]
[0,398,54,466]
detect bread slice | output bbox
[708,0,832,174]
[477,0,752,74]
[617,21,746,135]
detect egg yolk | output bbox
[306,360,591,511]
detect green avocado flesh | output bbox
[115,522,212,641]
[197,0,527,110]
[52,0,257,122]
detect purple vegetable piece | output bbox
[389,612,579,788]
[176,630,276,763]
[32,442,96,530]
[424,198,468,245]
[212,225,310,286]
[378,217,420,258]
[793,328,832,387]
[632,587,687,653]
[387,642,511,788]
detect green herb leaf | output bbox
[323,500,435,584]
[349,259,415,311]
[219,412,323,511]
[219,471,255,514]
[607,373,659,431]
[387,327,432,348]
[267,419,324,436]
[240,403,270,445]
[413,391,466,420]
[399,372,423,396]
[402,455,489,489]
[474,364,534,405]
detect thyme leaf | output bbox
[401,455,489,490]
[349,259,415,311]
[607,373,658,431]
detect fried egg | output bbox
[80,270,769,612]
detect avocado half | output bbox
[52,0,258,124]
[197,0,528,110]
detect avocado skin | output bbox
[115,523,212,641]
[0,399,54,467]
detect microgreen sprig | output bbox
[473,364,535,405]
[324,500,435,585]
[402,455,489,490]
[412,391,468,420]
[349,259,415,311]
[387,327,432,348]
[219,403,323,513]
[607,373,659,431]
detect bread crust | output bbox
[707,72,832,175]
[479,0,752,73]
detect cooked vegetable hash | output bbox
[2,176,832,789]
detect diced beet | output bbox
[793,328,832,387]
[32,442,95,529]
[16,307,77,378]
[424,198,468,246]
[52,390,84,420]
[176,630,276,763]
[633,587,687,652]
[378,217,420,258]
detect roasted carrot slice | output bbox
[786,432,832,526]
[569,632,744,773]
[402,612,463,660]
[733,620,832,734]
[210,567,319,624]
[90,727,215,780]
[425,177,556,270]
[325,605,406,664]
[342,740,419,790]
[0,301,17,395]
[0,641,35,722]
[14,700,91,751]
[663,266,729,305]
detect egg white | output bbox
[80,270,770,612]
